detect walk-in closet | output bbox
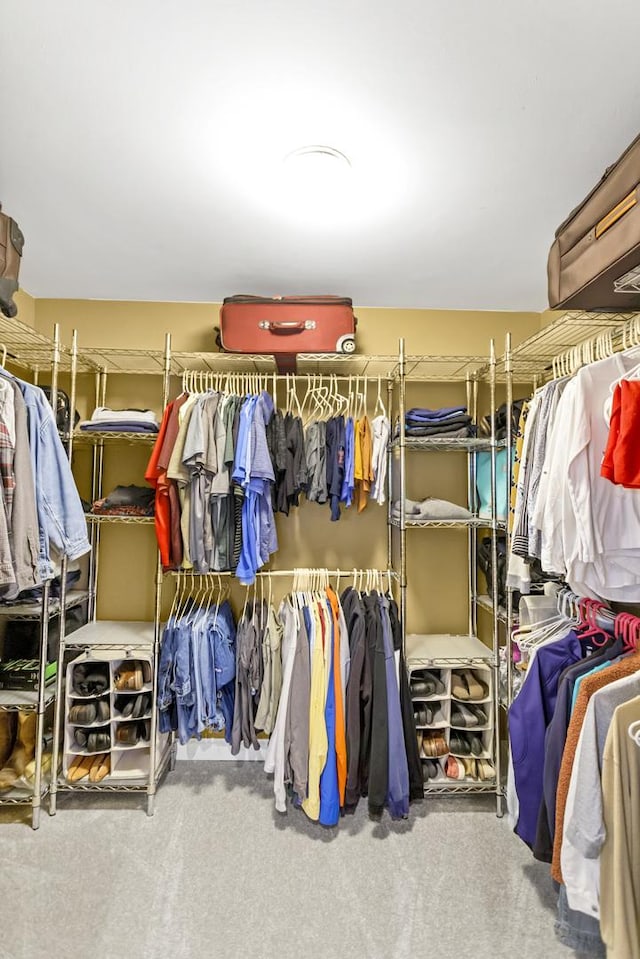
[3,3,640,957]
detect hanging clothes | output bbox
[157,597,237,745]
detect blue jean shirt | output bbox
[17,378,90,579]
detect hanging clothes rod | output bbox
[164,568,399,578]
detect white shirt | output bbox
[369,414,390,505]
[263,599,298,813]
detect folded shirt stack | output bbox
[78,407,160,433]
[87,484,155,517]
[403,406,473,438]
[391,498,472,522]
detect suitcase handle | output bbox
[258,319,316,334]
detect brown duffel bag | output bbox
[548,132,640,311]
[0,202,24,319]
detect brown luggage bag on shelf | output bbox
[218,295,357,373]
[548,132,640,311]
[0,202,24,319]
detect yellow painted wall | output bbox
[31,298,539,632]
[12,289,36,328]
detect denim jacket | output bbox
[16,378,90,579]
[158,602,237,745]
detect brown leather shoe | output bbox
[0,711,16,769]
[89,753,110,783]
[67,754,94,782]
[0,710,36,789]
[114,663,143,691]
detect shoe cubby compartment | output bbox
[450,666,492,705]
[67,696,111,727]
[419,729,450,759]
[449,700,491,732]
[421,757,446,784]
[62,650,155,783]
[110,748,151,780]
[409,667,450,702]
[113,693,152,720]
[68,662,110,699]
[414,699,449,729]
[447,728,493,761]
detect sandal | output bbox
[423,733,447,757]
[116,723,140,745]
[87,731,111,752]
[138,720,151,742]
[461,669,487,700]
[449,733,470,755]
[462,757,477,779]
[66,754,94,782]
[114,663,143,692]
[422,759,439,781]
[468,704,487,725]
[477,759,495,781]
[451,703,480,728]
[69,703,96,724]
[89,753,111,783]
[445,756,465,780]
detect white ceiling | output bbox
[2,0,640,310]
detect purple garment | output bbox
[508,630,582,847]
[326,415,345,522]
[319,600,339,827]
[379,594,409,819]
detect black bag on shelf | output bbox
[477,536,560,611]
[2,603,87,662]
[41,386,80,435]
[479,399,526,441]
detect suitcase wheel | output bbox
[337,334,356,354]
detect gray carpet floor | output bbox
[0,762,579,959]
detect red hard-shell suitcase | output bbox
[218,295,357,372]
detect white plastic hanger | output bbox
[374,375,386,418]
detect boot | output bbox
[0,203,25,319]
[0,712,16,768]
[0,710,36,790]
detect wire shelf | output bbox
[474,594,508,624]
[422,781,497,795]
[0,685,56,712]
[495,310,634,381]
[392,517,505,530]
[73,430,158,445]
[614,266,640,294]
[0,589,89,621]
[0,783,50,805]
[171,351,399,377]
[84,514,155,525]
[392,436,501,452]
[390,355,488,382]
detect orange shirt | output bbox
[145,403,173,569]
[354,416,374,512]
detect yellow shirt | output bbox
[302,598,328,821]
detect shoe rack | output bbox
[63,650,160,785]
[390,338,513,814]
[49,333,176,818]
[53,621,172,807]
[409,652,495,787]
[0,320,91,828]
